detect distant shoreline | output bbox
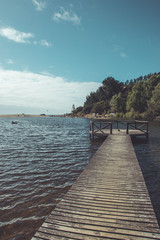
[0,114,47,118]
[0,114,160,121]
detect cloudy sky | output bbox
[0,0,160,114]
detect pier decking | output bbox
[32,126,160,239]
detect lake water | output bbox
[0,117,160,240]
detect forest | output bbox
[72,72,160,120]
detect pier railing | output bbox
[90,120,149,140]
[126,120,149,135]
[90,121,112,139]
[114,120,149,134]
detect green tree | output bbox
[91,101,105,114]
[110,93,126,113]
[102,77,123,100]
[79,72,160,119]
[126,81,147,113]
[144,73,160,99]
[96,87,106,101]
[84,92,99,106]
[72,104,75,113]
[148,82,160,116]
[73,106,83,114]
[83,105,92,114]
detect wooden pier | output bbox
[32,122,160,240]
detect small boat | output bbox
[12,121,18,124]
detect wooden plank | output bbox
[43,220,159,238]
[32,134,160,239]
[56,201,155,217]
[47,214,160,233]
[34,224,159,240]
[53,206,158,223]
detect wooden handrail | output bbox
[90,121,113,138]
[126,121,149,135]
[90,120,149,140]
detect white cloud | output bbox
[0,68,100,114]
[0,26,52,47]
[40,40,52,47]
[32,0,46,11]
[53,7,81,25]
[0,27,33,43]
[33,39,52,47]
[7,59,14,64]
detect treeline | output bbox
[72,72,160,120]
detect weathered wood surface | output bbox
[32,134,160,239]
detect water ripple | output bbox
[0,117,101,240]
[1,118,159,239]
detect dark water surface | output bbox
[132,121,160,226]
[0,118,160,239]
[0,117,102,240]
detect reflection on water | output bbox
[0,118,160,239]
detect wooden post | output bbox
[116,121,118,129]
[146,122,149,141]
[90,121,92,131]
[126,122,129,134]
[110,122,112,134]
[146,133,149,142]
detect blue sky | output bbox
[0,0,160,114]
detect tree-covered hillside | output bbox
[72,73,160,120]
